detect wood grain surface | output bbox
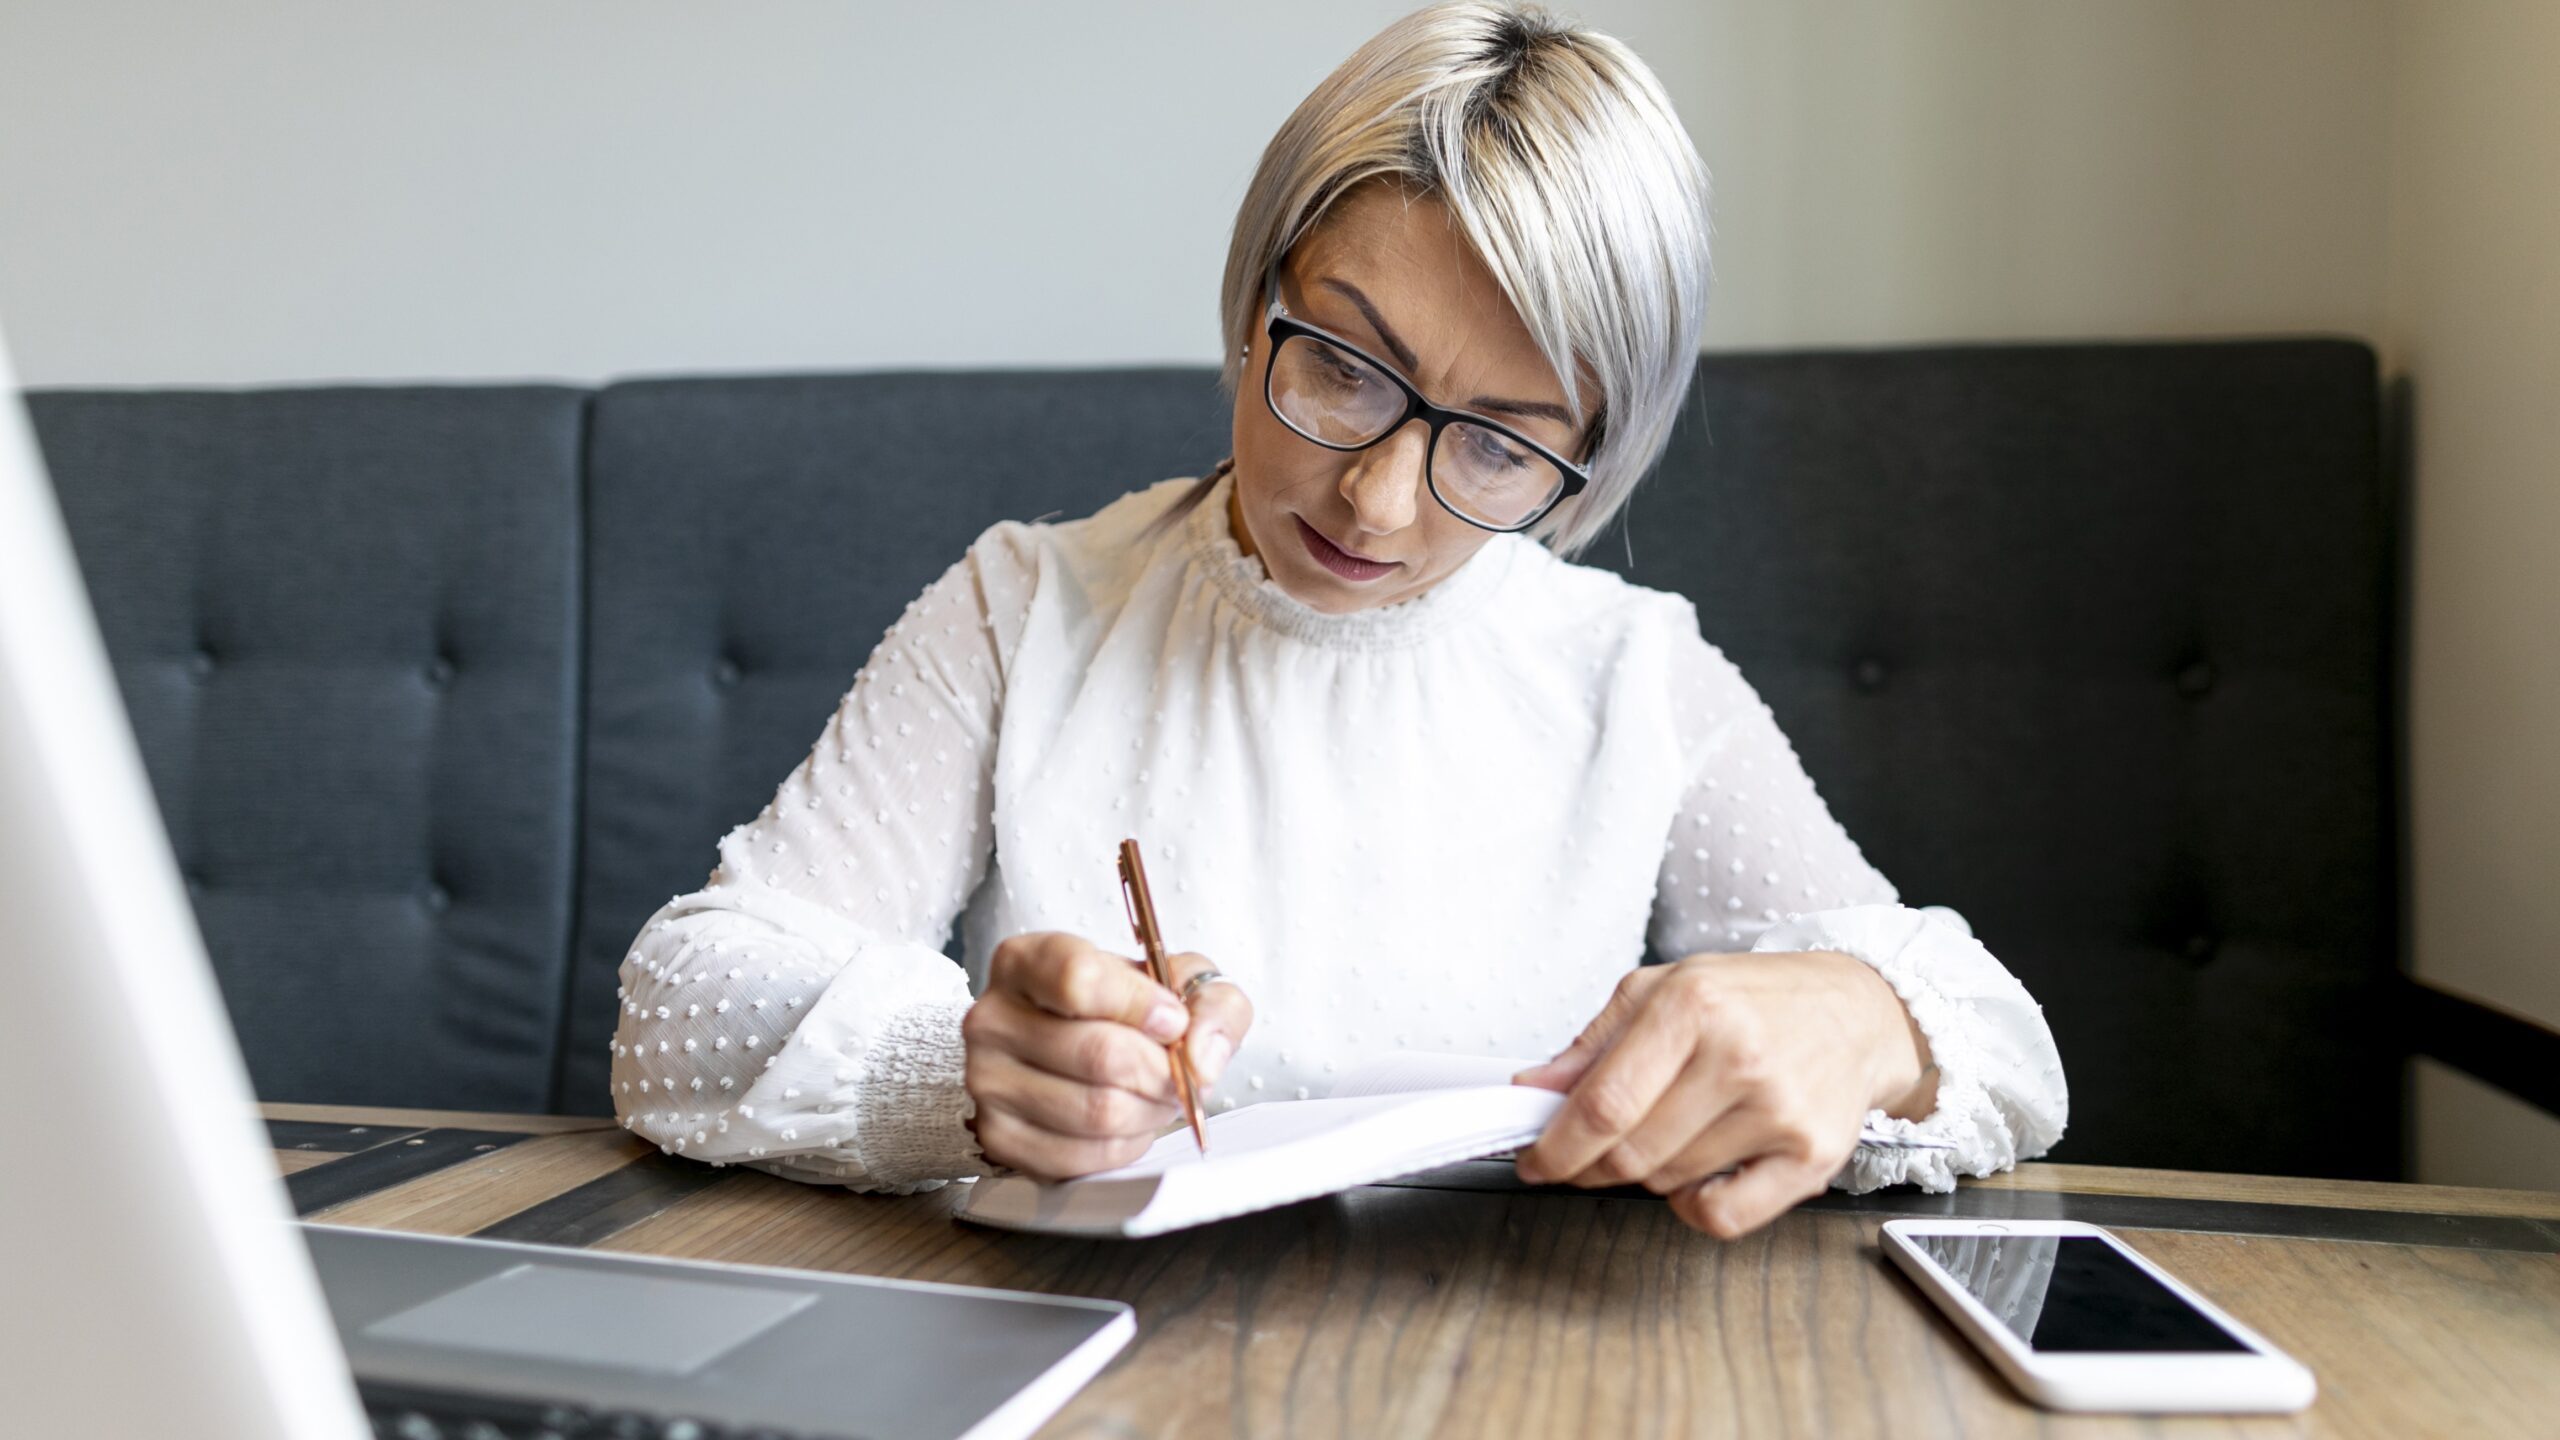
[273,1108,2560,1439]
[1978,1161,2560,1221]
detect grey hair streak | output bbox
[1214,2,1712,558]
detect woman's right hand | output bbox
[961,930,1251,1181]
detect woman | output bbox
[610,1,2066,1240]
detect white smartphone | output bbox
[1880,1219,2315,1413]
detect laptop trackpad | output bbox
[362,1262,815,1377]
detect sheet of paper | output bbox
[1089,1093,1433,1180]
[1086,1050,1949,1184]
[1326,1050,1539,1099]
[1327,1050,1949,1150]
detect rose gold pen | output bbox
[1118,838,1210,1153]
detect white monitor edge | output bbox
[0,323,367,1437]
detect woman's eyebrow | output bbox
[1315,277,1423,369]
[1316,276,1575,428]
[1471,393,1574,427]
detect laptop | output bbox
[0,321,1134,1440]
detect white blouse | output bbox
[607,466,2067,1195]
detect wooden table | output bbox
[265,1102,2560,1438]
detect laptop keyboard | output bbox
[360,1379,852,1440]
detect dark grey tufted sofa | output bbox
[33,340,2460,1180]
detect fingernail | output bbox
[1516,1155,1547,1184]
[1145,1001,1187,1041]
[1513,1059,1569,1090]
[1192,1030,1233,1085]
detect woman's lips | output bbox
[1294,515,1398,582]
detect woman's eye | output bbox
[1461,427,1532,471]
[1315,348,1368,388]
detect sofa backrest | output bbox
[30,339,2397,1178]
[30,386,588,1112]
[1623,341,2394,1177]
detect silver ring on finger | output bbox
[1180,968,1233,1003]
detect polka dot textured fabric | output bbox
[608,469,2065,1194]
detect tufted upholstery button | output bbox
[712,655,743,688]
[2181,932,2218,964]
[1852,657,1888,692]
[423,882,452,915]
[186,647,216,679]
[424,653,456,688]
[2176,658,2216,698]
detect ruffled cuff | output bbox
[848,997,984,1189]
[1749,904,2065,1194]
[737,997,982,1194]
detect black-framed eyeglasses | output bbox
[1255,252,1593,533]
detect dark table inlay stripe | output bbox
[470,1151,735,1248]
[1376,1160,2560,1254]
[286,1129,531,1217]
[267,1119,425,1154]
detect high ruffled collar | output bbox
[1177,459,1522,651]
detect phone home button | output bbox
[1978,1224,2008,1234]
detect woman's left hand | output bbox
[1510,951,1937,1239]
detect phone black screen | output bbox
[1911,1233,2251,1353]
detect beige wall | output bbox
[0,1,2548,1183]
[2381,1,2560,1191]
[1685,1,2391,350]
[0,0,2396,383]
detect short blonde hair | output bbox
[1219,1,1712,558]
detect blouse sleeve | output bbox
[1646,610,2068,1193]
[606,525,1036,1193]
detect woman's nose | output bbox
[1340,421,1429,537]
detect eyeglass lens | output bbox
[1268,333,1566,530]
